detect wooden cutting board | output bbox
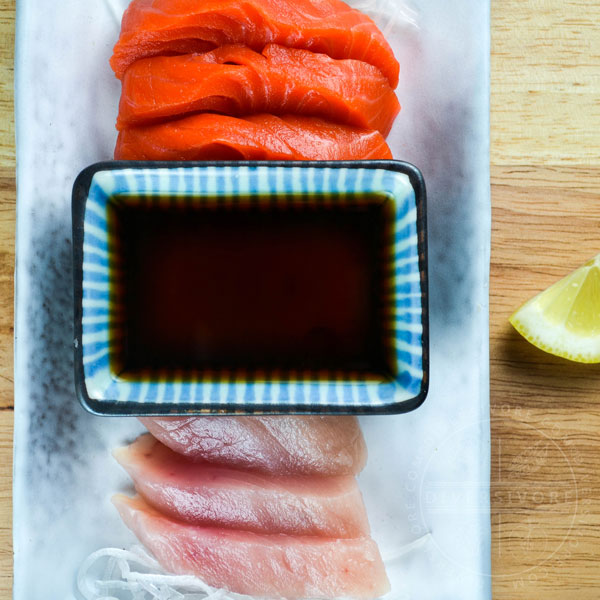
[1,0,599,597]
[492,1,600,597]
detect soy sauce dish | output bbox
[72,161,428,415]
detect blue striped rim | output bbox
[80,164,425,410]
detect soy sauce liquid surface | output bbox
[107,195,396,381]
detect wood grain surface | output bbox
[491,1,600,597]
[0,0,15,597]
[1,0,600,597]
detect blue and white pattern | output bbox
[78,164,427,413]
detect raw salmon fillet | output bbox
[114,113,393,161]
[139,415,367,476]
[110,0,399,87]
[113,494,390,599]
[116,44,400,135]
[114,433,370,538]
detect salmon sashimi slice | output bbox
[114,433,371,538]
[139,415,368,476]
[116,44,400,135]
[114,113,393,161]
[110,0,399,87]
[113,494,390,599]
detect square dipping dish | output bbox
[72,161,428,415]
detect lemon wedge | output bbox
[509,254,600,363]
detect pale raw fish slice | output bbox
[114,434,370,538]
[113,494,391,599]
[114,113,393,161]
[139,415,367,476]
[116,44,400,135]
[110,0,400,87]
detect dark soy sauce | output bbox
[107,195,397,381]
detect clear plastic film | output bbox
[352,0,419,34]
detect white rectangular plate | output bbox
[14,0,491,598]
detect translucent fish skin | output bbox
[114,434,371,538]
[114,113,393,161]
[113,494,391,599]
[110,0,400,87]
[116,44,400,135]
[139,415,368,477]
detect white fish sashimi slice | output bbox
[114,434,371,538]
[112,494,391,600]
[139,415,368,476]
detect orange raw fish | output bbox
[117,44,400,135]
[139,415,367,476]
[113,494,390,599]
[110,0,399,87]
[115,113,393,161]
[114,434,371,538]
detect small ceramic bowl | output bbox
[72,160,428,415]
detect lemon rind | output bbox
[510,302,600,364]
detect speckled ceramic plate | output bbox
[14,1,491,598]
